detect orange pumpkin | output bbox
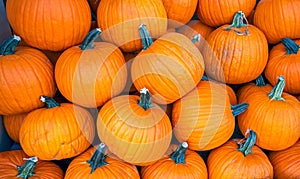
[238,76,300,151]
[122,52,138,94]
[141,142,208,178]
[3,113,27,143]
[0,35,56,115]
[0,150,63,178]
[97,88,172,165]
[6,0,91,51]
[65,143,140,179]
[19,96,95,160]
[55,29,127,108]
[208,130,273,178]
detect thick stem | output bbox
[267,76,285,101]
[224,11,249,35]
[238,129,256,156]
[87,143,108,174]
[40,96,60,108]
[138,24,153,50]
[191,34,201,44]
[231,102,249,117]
[282,38,300,55]
[79,28,102,50]
[255,75,266,87]
[138,88,153,110]
[16,156,38,179]
[0,35,21,56]
[170,142,188,164]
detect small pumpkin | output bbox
[19,96,95,160]
[3,113,27,143]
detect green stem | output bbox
[231,102,249,117]
[170,142,188,164]
[16,156,38,179]
[87,143,108,174]
[224,11,249,35]
[138,88,153,110]
[201,75,209,81]
[255,75,266,86]
[0,35,21,56]
[40,96,60,108]
[238,129,256,156]
[79,28,102,50]
[138,24,153,50]
[282,38,300,55]
[191,34,201,44]
[267,76,285,101]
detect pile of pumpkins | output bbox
[0,0,300,178]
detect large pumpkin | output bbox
[202,11,268,84]
[6,0,91,51]
[97,88,172,165]
[0,36,56,115]
[55,29,127,108]
[97,0,167,52]
[19,96,95,160]
[3,113,27,143]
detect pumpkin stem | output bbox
[170,142,188,164]
[87,143,108,174]
[16,156,38,179]
[224,11,249,35]
[138,24,153,50]
[255,75,266,86]
[201,75,209,81]
[191,34,201,44]
[231,102,249,117]
[282,38,300,55]
[0,35,21,56]
[40,96,61,108]
[237,129,256,156]
[267,76,285,101]
[79,28,102,50]
[138,88,154,110]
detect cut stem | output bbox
[79,28,102,50]
[170,142,188,164]
[231,102,249,117]
[16,156,38,179]
[0,35,21,56]
[238,129,256,156]
[138,88,153,110]
[224,11,249,35]
[282,38,300,55]
[40,96,60,108]
[255,75,266,87]
[267,76,285,101]
[191,34,201,44]
[138,24,153,50]
[87,143,108,174]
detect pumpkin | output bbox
[122,52,139,94]
[172,80,248,151]
[161,0,198,28]
[0,150,63,178]
[97,88,172,165]
[19,96,95,160]
[65,143,140,179]
[0,35,56,115]
[269,140,300,179]
[3,113,27,143]
[207,130,273,179]
[97,0,167,52]
[238,76,300,151]
[55,29,127,108]
[131,25,204,104]
[254,0,300,44]
[202,11,269,84]
[141,142,208,179]
[265,38,300,95]
[6,0,91,51]
[197,0,256,27]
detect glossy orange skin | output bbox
[0,47,55,115]
[6,0,91,51]
[55,42,127,108]
[207,139,273,179]
[172,80,235,151]
[197,0,256,27]
[0,150,63,178]
[19,103,95,160]
[265,39,300,95]
[97,0,167,52]
[3,113,27,143]
[226,84,237,105]
[65,146,140,179]
[237,82,273,103]
[269,140,300,179]
[97,95,173,166]
[254,0,300,44]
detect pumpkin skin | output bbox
[269,140,300,179]
[197,0,256,27]
[254,0,300,44]
[0,150,63,178]
[97,0,167,52]
[226,84,237,105]
[6,0,91,51]
[19,97,95,160]
[3,113,27,143]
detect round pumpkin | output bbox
[0,35,56,115]
[0,150,63,178]
[19,96,95,160]
[55,29,127,108]
[97,88,172,165]
[65,143,140,179]
[3,113,27,143]
[6,0,91,51]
